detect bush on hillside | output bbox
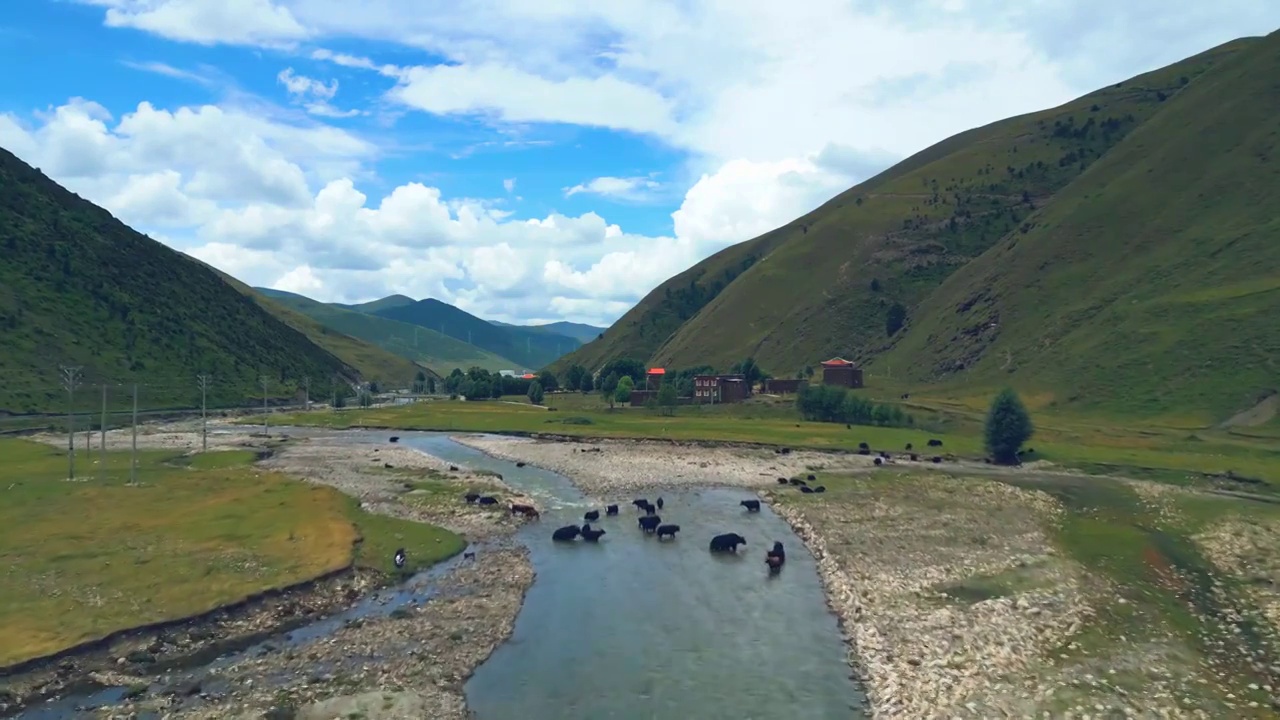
[795,384,912,428]
[984,388,1033,464]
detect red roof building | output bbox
[646,367,666,390]
[820,358,863,388]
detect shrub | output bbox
[795,384,912,428]
[984,388,1033,464]
[527,380,545,405]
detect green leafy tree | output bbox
[333,392,347,409]
[730,357,763,391]
[564,364,587,391]
[578,372,594,393]
[602,371,620,395]
[426,377,436,394]
[413,370,426,393]
[614,375,634,405]
[527,380,545,405]
[538,370,559,392]
[491,378,504,398]
[656,382,678,416]
[984,388,1034,464]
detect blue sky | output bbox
[1,1,1277,326]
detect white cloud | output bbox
[46,1,1280,328]
[502,178,516,193]
[564,176,661,201]
[5,99,835,326]
[277,68,336,100]
[92,0,308,47]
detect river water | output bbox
[10,431,865,719]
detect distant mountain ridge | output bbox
[490,320,605,344]
[253,289,523,374]
[369,298,581,369]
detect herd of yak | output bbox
[463,484,802,573]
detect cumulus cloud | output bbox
[564,176,661,201]
[1,98,845,325]
[51,0,1280,327]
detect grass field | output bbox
[0,439,463,668]
[258,397,1280,489]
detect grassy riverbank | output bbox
[773,469,1280,715]
[0,438,463,668]
[256,397,1280,489]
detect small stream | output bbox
[10,430,865,719]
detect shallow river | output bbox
[12,430,866,719]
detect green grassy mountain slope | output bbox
[645,38,1250,375]
[492,320,606,344]
[0,147,358,413]
[875,31,1280,424]
[253,289,519,375]
[554,35,1267,422]
[373,299,581,370]
[210,280,426,386]
[341,294,416,314]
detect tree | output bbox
[614,375,634,405]
[730,357,763,391]
[984,388,1033,464]
[656,382,678,416]
[527,380,545,405]
[578,372,594,393]
[413,370,427,393]
[869,278,881,292]
[565,364,587,391]
[886,303,907,337]
[601,371,620,395]
[538,370,558,392]
[426,377,436,394]
[490,378,504,398]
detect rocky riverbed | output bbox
[452,434,1219,718]
[450,433,876,495]
[102,546,534,720]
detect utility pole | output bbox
[60,366,81,480]
[260,375,270,436]
[130,383,138,484]
[302,376,311,411]
[197,374,210,452]
[100,384,108,467]
[332,374,339,410]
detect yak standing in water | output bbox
[765,542,785,572]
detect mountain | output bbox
[340,294,416,314]
[372,299,581,369]
[0,147,360,413]
[254,289,521,375]
[490,320,606,344]
[555,33,1279,424]
[212,282,426,386]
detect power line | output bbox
[59,365,81,480]
[197,374,210,452]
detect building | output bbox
[629,390,656,406]
[646,367,666,390]
[692,373,748,404]
[763,378,805,394]
[820,358,864,388]
[520,373,537,381]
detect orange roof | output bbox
[820,357,854,367]
[521,373,536,379]
[647,367,666,375]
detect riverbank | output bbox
[3,424,538,717]
[450,433,877,495]
[444,433,1280,717]
[103,546,535,719]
